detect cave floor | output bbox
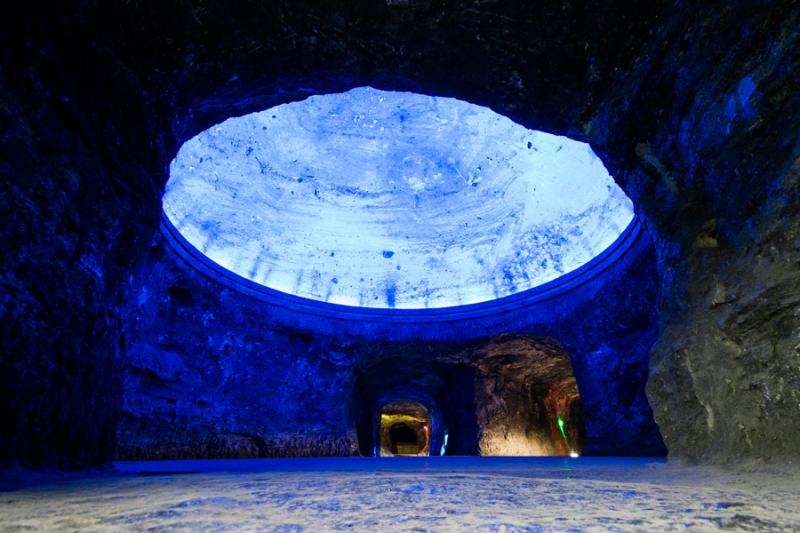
[1,457,798,531]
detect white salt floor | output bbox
[1,457,798,531]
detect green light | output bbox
[556,416,571,450]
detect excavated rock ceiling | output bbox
[163,87,633,308]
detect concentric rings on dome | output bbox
[163,87,633,309]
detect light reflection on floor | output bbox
[2,457,798,531]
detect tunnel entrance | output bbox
[352,336,598,458]
[474,336,586,456]
[379,401,431,456]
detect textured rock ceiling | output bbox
[163,87,633,308]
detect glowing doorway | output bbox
[379,401,431,456]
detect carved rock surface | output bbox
[118,230,662,459]
[1,1,798,466]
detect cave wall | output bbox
[0,4,167,467]
[1,1,798,466]
[589,2,800,461]
[118,222,662,459]
[473,337,584,456]
[119,239,358,459]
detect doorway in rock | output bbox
[379,401,431,456]
[473,336,586,456]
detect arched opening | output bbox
[379,401,431,456]
[353,356,448,458]
[349,335,606,459]
[473,335,586,457]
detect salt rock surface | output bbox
[164,87,633,308]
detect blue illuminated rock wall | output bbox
[119,235,358,458]
[592,4,800,462]
[3,1,798,468]
[118,222,665,458]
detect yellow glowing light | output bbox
[380,413,427,426]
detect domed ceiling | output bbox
[163,87,634,309]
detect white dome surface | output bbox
[163,87,633,308]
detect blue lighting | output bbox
[163,87,633,308]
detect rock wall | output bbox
[473,337,584,457]
[588,2,800,462]
[118,227,663,459]
[0,4,165,467]
[119,236,359,459]
[1,1,797,466]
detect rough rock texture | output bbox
[0,6,163,467]
[118,231,661,459]
[473,337,584,456]
[603,3,800,462]
[119,240,359,459]
[1,1,798,466]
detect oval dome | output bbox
[163,87,634,309]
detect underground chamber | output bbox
[6,4,800,529]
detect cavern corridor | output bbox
[2,1,799,530]
[379,401,431,456]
